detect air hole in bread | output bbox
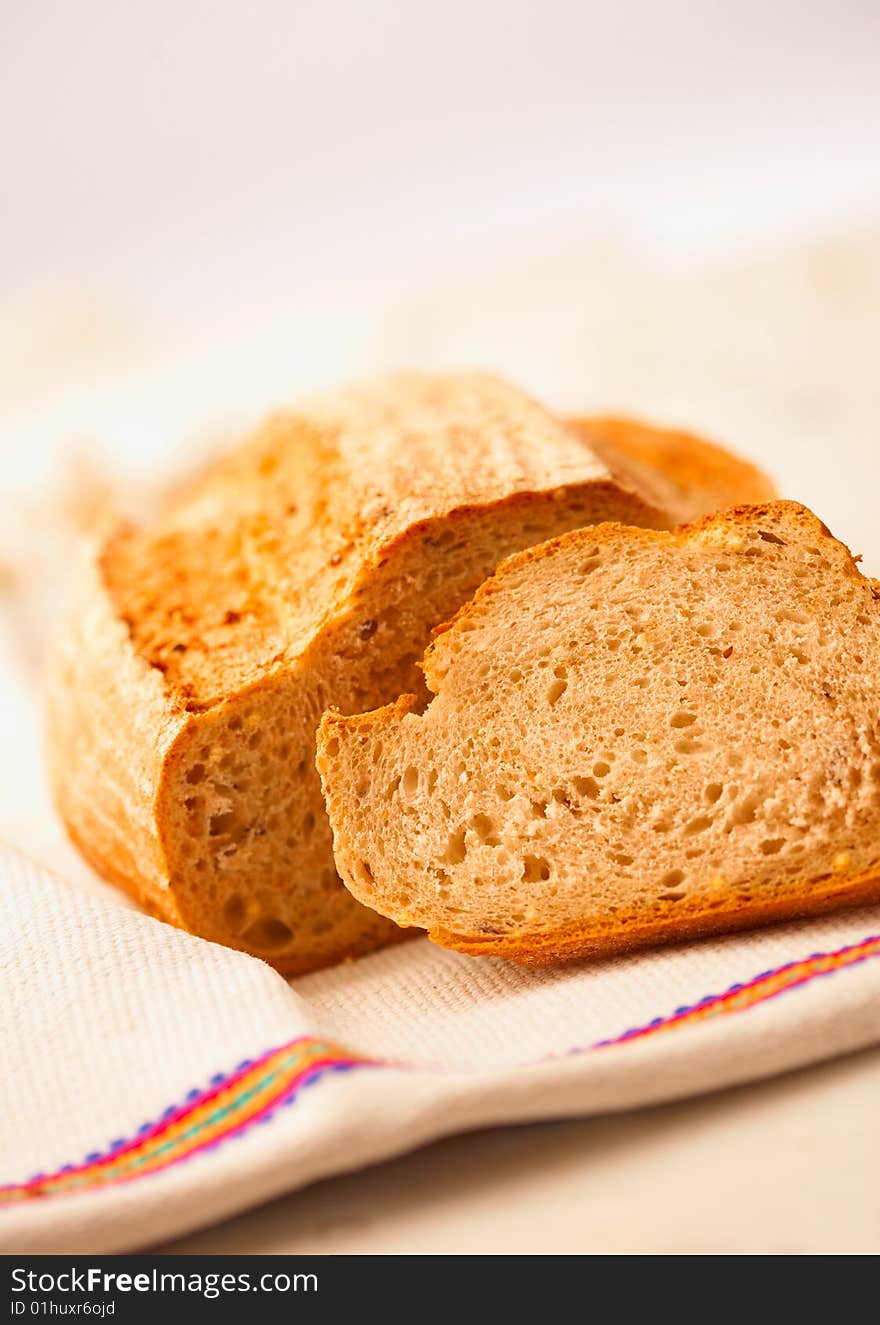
[522,855,551,882]
[223,893,247,932]
[661,868,685,888]
[759,529,786,545]
[323,738,339,759]
[573,775,599,800]
[509,667,523,683]
[443,828,467,865]
[551,786,573,811]
[683,815,713,836]
[704,782,724,804]
[471,813,500,845]
[580,557,602,575]
[760,837,786,855]
[593,761,611,778]
[208,811,238,837]
[185,763,206,785]
[674,738,704,754]
[547,678,568,706]
[401,765,419,800]
[241,916,293,950]
[670,711,698,728]
[728,794,760,827]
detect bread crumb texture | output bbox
[318,501,880,964]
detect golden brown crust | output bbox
[105,377,626,711]
[44,532,191,929]
[567,415,777,523]
[430,865,880,965]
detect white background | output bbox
[4,1,880,318]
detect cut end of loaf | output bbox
[319,501,880,965]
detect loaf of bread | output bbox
[46,373,774,974]
[318,502,880,964]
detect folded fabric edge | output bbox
[4,930,879,1208]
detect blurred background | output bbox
[2,0,879,645]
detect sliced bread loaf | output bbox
[48,373,694,974]
[317,501,880,964]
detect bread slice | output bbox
[317,501,880,965]
[568,415,777,523]
[49,372,708,975]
